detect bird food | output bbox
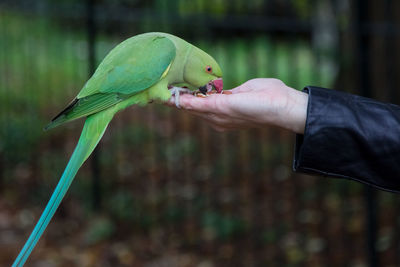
[195,90,232,97]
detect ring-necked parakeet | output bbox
[13,32,223,267]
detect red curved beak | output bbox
[213,78,223,93]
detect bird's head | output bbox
[183,46,223,94]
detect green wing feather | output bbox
[44,93,124,130]
[79,35,176,97]
[45,35,175,130]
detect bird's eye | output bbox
[205,65,212,73]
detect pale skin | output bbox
[167,78,309,134]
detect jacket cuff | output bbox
[293,86,400,193]
[293,87,322,176]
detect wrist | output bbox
[271,86,308,134]
[286,89,308,134]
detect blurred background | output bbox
[1,0,400,266]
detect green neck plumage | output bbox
[182,44,193,83]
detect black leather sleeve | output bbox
[293,86,400,193]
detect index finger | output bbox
[229,83,251,94]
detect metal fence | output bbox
[1,0,399,266]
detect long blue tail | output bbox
[13,109,114,267]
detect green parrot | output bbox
[13,32,223,267]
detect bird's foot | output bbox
[169,87,192,108]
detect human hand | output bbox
[167,78,308,134]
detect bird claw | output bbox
[169,87,192,108]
